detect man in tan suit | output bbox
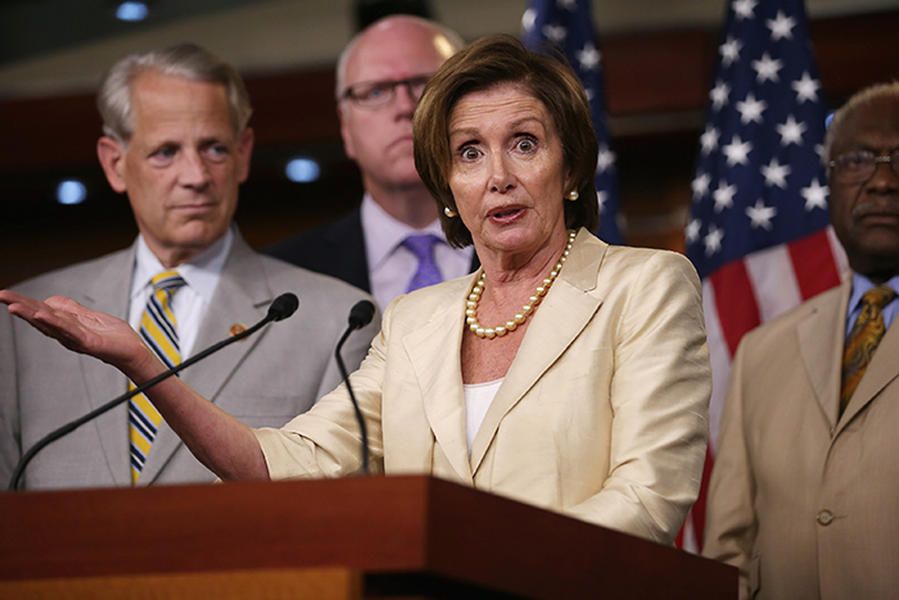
[703,82,899,598]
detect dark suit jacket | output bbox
[266,208,479,294]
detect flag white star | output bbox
[761,158,791,188]
[584,87,595,101]
[723,135,752,166]
[700,126,720,155]
[704,225,724,256]
[746,199,777,230]
[767,10,796,40]
[733,0,757,20]
[710,80,730,110]
[815,144,825,160]
[736,93,767,124]
[692,172,711,200]
[596,147,616,173]
[685,219,702,244]
[776,115,807,146]
[719,36,742,67]
[557,0,577,10]
[792,72,820,103]
[801,179,829,210]
[521,8,536,32]
[713,181,737,212]
[542,24,567,43]
[577,43,601,70]
[596,191,607,213]
[752,52,783,83]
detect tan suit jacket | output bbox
[257,229,711,544]
[0,232,376,489]
[704,280,899,599]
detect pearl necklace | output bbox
[465,230,576,339]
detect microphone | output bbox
[333,300,376,475]
[268,293,299,322]
[8,292,300,492]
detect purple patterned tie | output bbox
[402,234,444,292]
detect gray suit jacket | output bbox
[703,280,899,599]
[0,232,378,490]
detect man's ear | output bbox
[236,127,255,183]
[96,136,128,193]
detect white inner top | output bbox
[463,378,504,451]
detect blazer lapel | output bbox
[78,245,137,487]
[402,276,474,483]
[469,230,605,476]
[325,210,371,293]
[141,234,273,484]
[838,309,899,431]
[796,284,848,432]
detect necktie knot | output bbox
[861,286,897,311]
[150,270,186,293]
[402,234,444,292]
[402,234,441,258]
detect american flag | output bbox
[684,0,847,551]
[521,0,623,244]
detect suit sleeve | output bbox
[253,300,394,478]
[703,337,756,599]
[0,306,21,489]
[566,251,711,544]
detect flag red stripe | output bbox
[788,229,842,301]
[711,260,761,356]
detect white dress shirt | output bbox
[361,194,473,309]
[128,228,233,358]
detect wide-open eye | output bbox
[515,136,538,153]
[459,145,482,161]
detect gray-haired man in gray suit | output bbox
[0,44,377,490]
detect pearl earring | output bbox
[444,206,457,218]
[565,190,579,201]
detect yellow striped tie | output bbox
[840,285,896,415]
[129,270,185,483]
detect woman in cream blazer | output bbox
[258,229,710,544]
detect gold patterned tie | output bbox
[129,270,186,483]
[840,286,896,415]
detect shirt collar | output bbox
[130,228,233,302]
[848,271,899,312]
[360,193,448,270]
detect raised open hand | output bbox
[0,290,150,372]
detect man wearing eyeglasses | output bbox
[704,82,899,599]
[268,16,476,309]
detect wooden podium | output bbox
[0,475,735,599]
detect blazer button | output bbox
[816,510,834,526]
